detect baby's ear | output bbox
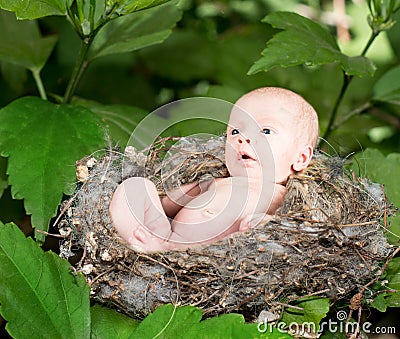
[292,145,313,172]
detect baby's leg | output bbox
[109,177,171,247]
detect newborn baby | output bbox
[109,87,319,252]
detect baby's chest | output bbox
[208,178,264,210]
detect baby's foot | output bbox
[127,227,171,252]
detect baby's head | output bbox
[225,87,319,184]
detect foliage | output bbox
[0,223,90,338]
[351,148,400,245]
[0,97,105,241]
[280,297,330,333]
[0,11,57,72]
[0,0,67,19]
[0,223,292,338]
[369,257,400,311]
[132,303,292,338]
[0,0,182,240]
[0,157,7,198]
[90,304,140,338]
[248,12,375,77]
[372,64,400,104]
[0,0,399,337]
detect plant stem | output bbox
[63,39,91,104]
[320,30,381,146]
[331,101,372,130]
[361,30,379,56]
[321,73,352,143]
[32,70,47,100]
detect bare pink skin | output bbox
[109,88,317,252]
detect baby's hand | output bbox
[239,213,273,232]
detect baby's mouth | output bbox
[239,151,256,162]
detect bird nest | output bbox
[58,136,394,320]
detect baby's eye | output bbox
[231,129,239,135]
[261,128,271,135]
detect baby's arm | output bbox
[130,178,244,251]
[167,177,252,244]
[161,180,212,218]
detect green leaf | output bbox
[248,11,375,77]
[132,304,291,338]
[91,304,139,338]
[370,257,400,311]
[0,157,7,198]
[68,0,172,37]
[372,64,400,105]
[72,98,148,147]
[370,292,388,312]
[88,2,182,60]
[352,148,400,207]
[351,148,400,244]
[0,0,66,19]
[69,0,107,36]
[0,61,28,93]
[0,96,105,242]
[383,257,400,307]
[186,313,291,338]
[281,297,330,332]
[118,0,171,15]
[132,304,202,338]
[0,10,57,72]
[0,223,91,338]
[386,214,400,245]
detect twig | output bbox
[139,253,181,306]
[89,267,114,286]
[36,229,66,238]
[382,184,387,232]
[51,190,80,229]
[320,28,381,146]
[365,245,400,288]
[227,291,263,313]
[338,221,377,228]
[275,302,304,311]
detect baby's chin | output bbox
[228,164,267,179]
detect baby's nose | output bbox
[238,137,251,144]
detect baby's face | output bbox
[225,94,304,184]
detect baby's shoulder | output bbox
[274,183,287,194]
